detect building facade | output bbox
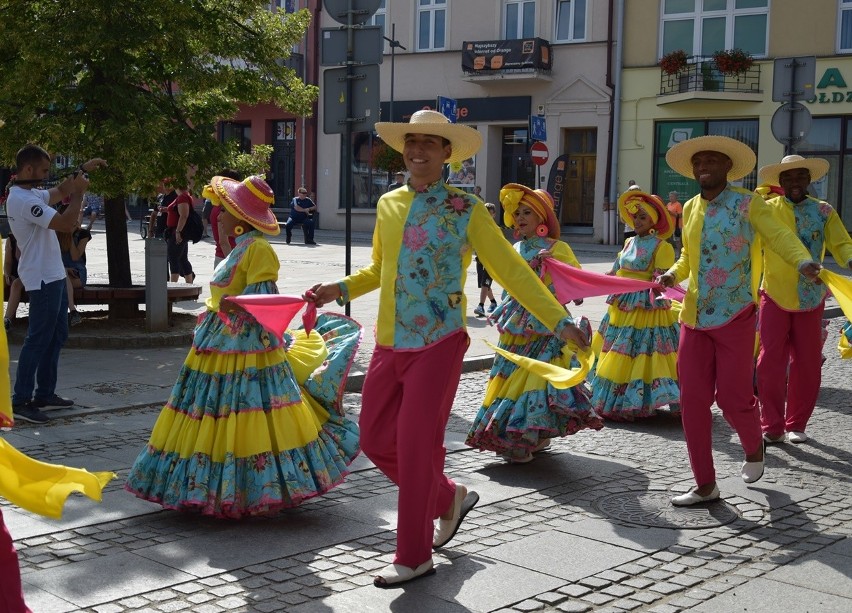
[316,0,616,238]
[621,0,852,231]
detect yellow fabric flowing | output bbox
[819,269,852,359]
[0,438,115,519]
[820,269,852,320]
[485,340,595,389]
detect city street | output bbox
[2,226,851,612]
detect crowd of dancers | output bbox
[3,115,852,606]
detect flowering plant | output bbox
[659,49,688,75]
[371,139,404,173]
[712,48,754,76]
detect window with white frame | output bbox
[660,0,768,59]
[268,0,296,12]
[554,0,587,42]
[371,0,387,37]
[839,0,852,52]
[504,0,536,39]
[417,0,447,51]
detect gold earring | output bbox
[234,225,245,236]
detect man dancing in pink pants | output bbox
[306,110,588,587]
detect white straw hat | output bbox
[665,135,756,181]
[758,154,830,185]
[375,110,482,165]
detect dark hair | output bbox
[15,144,51,171]
[218,169,242,181]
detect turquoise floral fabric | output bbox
[696,189,755,328]
[792,197,833,310]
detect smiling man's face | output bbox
[403,133,451,186]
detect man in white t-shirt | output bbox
[6,144,106,424]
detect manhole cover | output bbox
[595,491,739,529]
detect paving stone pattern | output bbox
[6,319,852,612]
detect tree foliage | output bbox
[0,0,317,196]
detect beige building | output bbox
[316,0,616,239]
[621,0,852,231]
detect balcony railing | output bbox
[659,56,761,96]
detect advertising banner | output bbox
[462,38,552,73]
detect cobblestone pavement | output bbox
[4,320,851,612]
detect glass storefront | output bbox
[796,116,852,229]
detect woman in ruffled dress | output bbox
[590,190,680,421]
[466,183,603,463]
[126,176,361,518]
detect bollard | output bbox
[145,238,169,332]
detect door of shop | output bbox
[562,129,597,225]
[270,121,296,210]
[501,127,536,190]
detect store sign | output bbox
[461,39,552,73]
[805,67,852,104]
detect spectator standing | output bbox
[284,186,317,245]
[472,202,498,317]
[56,207,92,327]
[658,136,819,506]
[3,233,24,331]
[755,155,852,444]
[5,145,106,423]
[666,191,683,253]
[387,172,405,192]
[165,186,195,283]
[82,191,104,230]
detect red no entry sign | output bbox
[530,141,549,166]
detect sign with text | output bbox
[461,38,552,73]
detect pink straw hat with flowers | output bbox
[499,183,561,239]
[617,190,674,240]
[203,175,280,235]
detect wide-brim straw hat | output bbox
[665,135,756,181]
[617,190,674,241]
[203,175,280,235]
[375,110,482,165]
[500,183,561,239]
[758,154,830,186]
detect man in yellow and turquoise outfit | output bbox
[659,136,820,507]
[756,155,852,445]
[306,110,588,588]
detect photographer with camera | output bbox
[5,144,106,423]
[283,186,317,245]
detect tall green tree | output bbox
[0,0,316,308]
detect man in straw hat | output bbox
[755,155,852,445]
[658,135,821,506]
[305,110,589,587]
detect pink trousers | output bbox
[756,294,824,436]
[359,331,468,568]
[1,509,31,613]
[678,307,762,487]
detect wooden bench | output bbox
[5,283,203,316]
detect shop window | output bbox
[555,0,587,43]
[653,118,758,201]
[839,0,852,53]
[221,122,251,153]
[371,0,386,37]
[660,0,768,59]
[417,0,446,51]
[504,1,536,39]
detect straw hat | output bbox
[758,154,830,186]
[203,175,280,235]
[375,110,482,164]
[617,190,674,240]
[665,135,756,181]
[500,183,560,239]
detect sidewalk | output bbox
[3,226,851,613]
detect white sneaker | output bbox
[473,305,485,317]
[671,484,720,506]
[763,432,786,444]
[787,431,808,444]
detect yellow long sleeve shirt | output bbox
[666,185,814,329]
[762,195,852,311]
[337,180,574,349]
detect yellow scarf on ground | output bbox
[1,239,115,518]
